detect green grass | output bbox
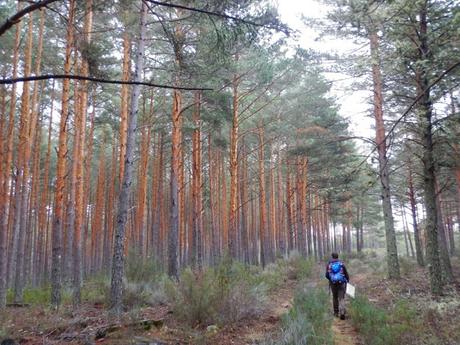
[349,295,421,345]
[264,288,332,345]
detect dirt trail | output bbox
[310,264,363,345]
[332,317,362,345]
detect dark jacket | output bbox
[325,258,349,283]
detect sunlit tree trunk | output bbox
[51,0,76,307]
[119,32,131,186]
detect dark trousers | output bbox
[330,282,346,315]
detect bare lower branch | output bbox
[145,0,290,35]
[0,74,213,91]
[0,0,59,37]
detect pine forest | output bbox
[0,1,459,344]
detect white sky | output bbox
[276,0,374,142]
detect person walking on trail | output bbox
[325,252,349,319]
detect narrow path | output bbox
[310,264,363,345]
[242,279,296,344]
[332,317,362,345]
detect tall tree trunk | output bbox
[151,134,163,262]
[12,10,35,303]
[169,88,182,277]
[110,1,147,314]
[136,127,150,259]
[91,147,106,273]
[119,31,131,186]
[240,138,250,263]
[257,125,268,267]
[369,30,400,279]
[228,71,240,258]
[416,5,443,295]
[191,92,203,268]
[52,0,76,307]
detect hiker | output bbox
[325,252,349,319]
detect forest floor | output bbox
[2,255,460,345]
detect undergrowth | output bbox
[170,254,313,327]
[349,295,421,345]
[263,288,332,345]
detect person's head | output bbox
[331,252,339,259]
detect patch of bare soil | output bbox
[331,318,363,345]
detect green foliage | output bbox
[284,252,314,281]
[81,274,109,305]
[6,287,50,305]
[125,254,163,284]
[168,257,309,327]
[398,256,417,276]
[350,295,420,345]
[264,288,332,345]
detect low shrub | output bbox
[81,275,109,304]
[349,296,419,345]
[285,252,313,281]
[6,286,51,305]
[398,256,416,276]
[264,288,332,345]
[170,260,269,326]
[125,254,162,283]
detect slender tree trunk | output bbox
[434,181,453,282]
[407,161,424,266]
[12,10,36,303]
[240,138,250,263]
[136,127,150,259]
[151,134,163,262]
[110,1,147,314]
[91,147,106,273]
[191,92,203,268]
[51,0,76,307]
[228,71,240,258]
[119,32,131,186]
[401,206,415,258]
[369,30,400,279]
[257,125,268,267]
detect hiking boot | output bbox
[340,313,345,320]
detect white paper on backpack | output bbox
[346,283,355,298]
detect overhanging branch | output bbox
[0,0,59,37]
[0,74,213,91]
[145,0,290,35]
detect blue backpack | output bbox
[329,261,346,284]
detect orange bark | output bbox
[119,32,131,185]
